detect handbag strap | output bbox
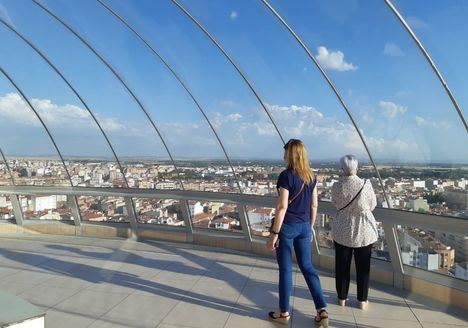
[287,178,316,205]
[337,179,367,212]
[288,182,305,205]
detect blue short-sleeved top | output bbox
[276,169,317,224]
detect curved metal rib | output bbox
[384,0,467,132]
[32,0,185,190]
[0,18,130,189]
[0,147,15,185]
[0,66,73,186]
[171,0,286,146]
[95,0,243,194]
[260,0,392,207]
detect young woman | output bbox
[331,155,378,309]
[267,139,328,326]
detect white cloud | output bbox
[315,46,357,71]
[211,111,243,128]
[219,100,237,108]
[383,42,404,57]
[406,16,428,29]
[415,116,451,129]
[229,11,238,20]
[378,100,407,118]
[361,112,374,124]
[0,92,126,133]
[396,90,409,98]
[266,104,418,158]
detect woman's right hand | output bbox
[266,234,278,251]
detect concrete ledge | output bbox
[138,227,187,243]
[22,223,75,236]
[0,222,19,234]
[193,231,247,252]
[81,224,131,238]
[404,274,468,310]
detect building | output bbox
[435,232,468,263]
[188,201,204,217]
[31,195,57,212]
[455,262,468,280]
[409,198,430,212]
[412,180,426,189]
[247,207,274,225]
[443,189,468,209]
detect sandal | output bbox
[314,309,329,327]
[268,311,290,325]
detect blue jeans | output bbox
[276,222,327,312]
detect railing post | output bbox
[124,197,138,240]
[181,199,193,242]
[238,204,253,252]
[383,222,404,288]
[67,195,82,236]
[311,226,321,266]
[11,194,24,233]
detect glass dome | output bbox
[0,0,466,281]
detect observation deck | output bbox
[0,234,466,328]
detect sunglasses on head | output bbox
[283,139,301,149]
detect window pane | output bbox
[21,194,73,221]
[247,206,275,237]
[0,194,15,221]
[190,200,242,233]
[134,198,184,226]
[78,196,130,223]
[398,226,467,281]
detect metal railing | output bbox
[0,185,467,292]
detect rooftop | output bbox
[0,234,466,328]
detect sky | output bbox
[0,0,466,164]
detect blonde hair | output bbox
[284,139,314,184]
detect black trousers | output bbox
[334,241,373,301]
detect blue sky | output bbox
[0,0,466,164]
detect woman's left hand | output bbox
[266,234,278,251]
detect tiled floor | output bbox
[0,235,466,328]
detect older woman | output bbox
[331,155,378,309]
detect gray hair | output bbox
[340,154,358,175]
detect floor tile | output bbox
[19,285,79,309]
[224,305,289,328]
[53,289,129,317]
[293,312,356,328]
[45,309,97,328]
[355,317,422,328]
[95,294,179,327]
[351,300,417,321]
[161,297,234,328]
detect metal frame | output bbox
[384,0,467,132]
[67,195,82,235]
[31,0,186,190]
[171,0,286,145]
[10,195,24,228]
[124,197,138,239]
[180,199,193,241]
[95,0,244,194]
